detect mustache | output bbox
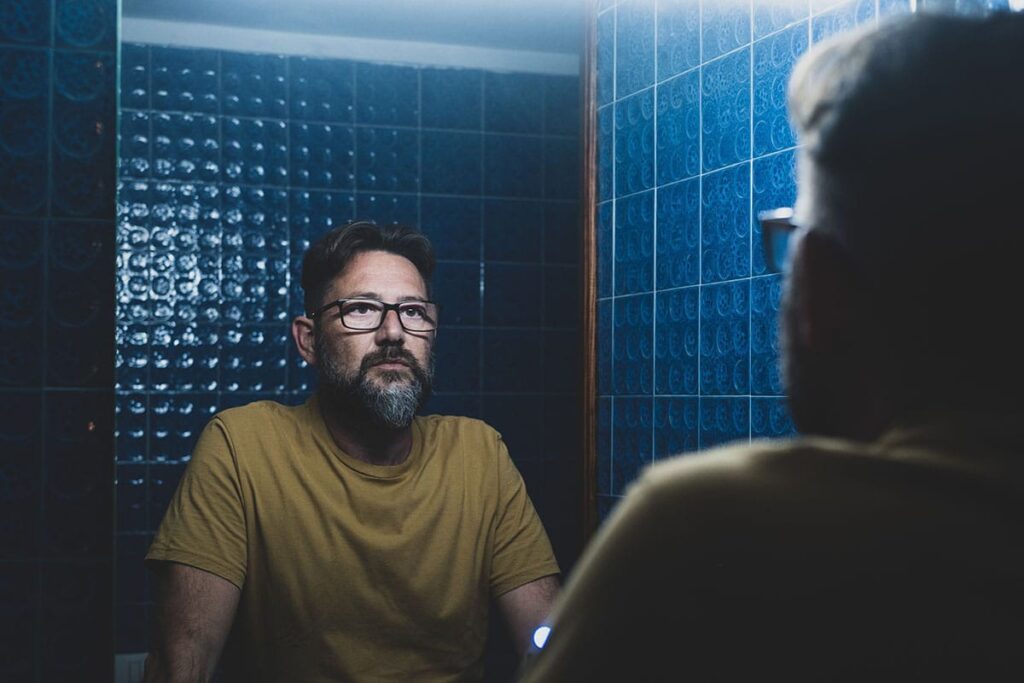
[359,346,422,374]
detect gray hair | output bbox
[787,12,1024,405]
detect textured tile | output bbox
[482,329,542,392]
[611,396,652,493]
[614,88,655,196]
[752,149,797,275]
[484,134,543,198]
[700,396,750,448]
[421,130,482,195]
[656,177,700,289]
[221,52,286,119]
[751,396,797,438]
[355,62,418,126]
[613,293,653,395]
[433,261,481,325]
[699,280,750,395]
[702,47,751,172]
[356,127,419,192]
[421,67,482,130]
[702,162,751,283]
[614,189,654,295]
[655,286,699,396]
[288,57,354,123]
[657,0,700,81]
[655,396,699,458]
[484,263,543,327]
[598,105,615,201]
[750,274,785,396]
[544,75,580,136]
[598,201,614,298]
[656,69,700,186]
[150,47,218,113]
[753,21,808,157]
[484,199,543,262]
[755,0,810,39]
[703,0,752,62]
[421,196,481,261]
[289,122,356,189]
[812,0,876,43]
[484,72,545,134]
[615,0,656,98]
[597,8,616,106]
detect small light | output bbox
[532,625,551,650]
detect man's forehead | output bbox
[327,250,427,298]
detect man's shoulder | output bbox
[416,413,500,443]
[212,399,309,433]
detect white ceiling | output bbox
[122,0,586,54]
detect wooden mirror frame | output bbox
[579,0,598,543]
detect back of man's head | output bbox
[787,12,1024,410]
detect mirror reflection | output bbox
[114,0,585,680]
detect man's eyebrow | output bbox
[341,292,429,303]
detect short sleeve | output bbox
[145,417,248,588]
[489,434,561,597]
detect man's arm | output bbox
[497,574,561,657]
[144,562,241,683]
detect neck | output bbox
[317,389,413,466]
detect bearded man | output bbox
[520,12,1024,683]
[144,221,560,683]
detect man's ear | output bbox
[789,230,863,353]
[291,316,317,366]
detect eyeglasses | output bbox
[310,298,440,332]
[757,207,800,274]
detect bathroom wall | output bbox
[592,0,1016,520]
[114,44,582,655]
[0,0,116,679]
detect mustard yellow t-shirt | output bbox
[146,397,559,682]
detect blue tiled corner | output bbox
[753,21,808,158]
[752,149,797,275]
[655,396,699,459]
[702,162,751,283]
[699,280,750,396]
[656,69,700,186]
[614,88,654,197]
[655,286,699,396]
[702,47,751,172]
[703,0,752,62]
[421,67,482,130]
[750,274,785,396]
[613,293,653,395]
[615,0,656,99]
[421,130,482,195]
[699,396,750,449]
[611,396,652,494]
[656,177,700,289]
[657,0,700,81]
[614,189,653,295]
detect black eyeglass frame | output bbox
[757,207,801,274]
[309,298,440,332]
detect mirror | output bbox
[113,0,589,679]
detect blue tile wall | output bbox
[114,43,582,654]
[592,0,1024,523]
[1,0,116,675]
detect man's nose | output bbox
[375,308,405,343]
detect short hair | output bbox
[787,12,1024,405]
[300,221,436,316]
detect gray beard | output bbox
[314,334,432,430]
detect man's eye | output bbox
[401,305,426,318]
[345,303,380,315]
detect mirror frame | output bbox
[579,0,598,542]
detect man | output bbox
[521,13,1024,682]
[144,221,560,682]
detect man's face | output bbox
[312,250,435,429]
